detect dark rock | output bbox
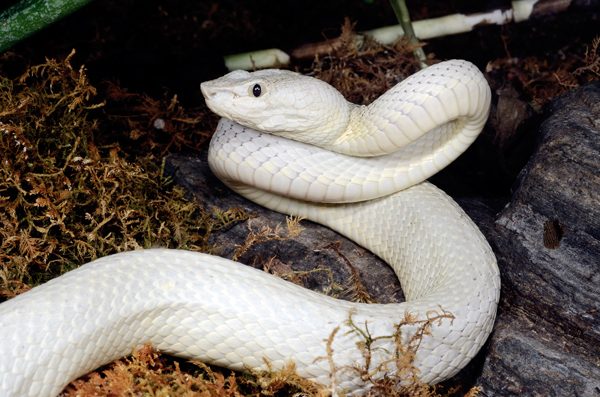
[476,83,600,396]
[479,309,600,396]
[488,85,533,151]
[165,83,600,396]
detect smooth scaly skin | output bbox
[0,60,500,396]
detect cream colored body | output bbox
[0,60,499,396]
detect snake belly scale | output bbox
[0,60,500,396]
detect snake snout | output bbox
[200,82,216,100]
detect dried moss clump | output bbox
[0,51,216,299]
[308,19,423,105]
[487,35,600,109]
[337,311,474,397]
[62,344,328,397]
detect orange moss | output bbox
[0,51,229,299]
[487,36,600,110]
[308,18,423,105]
[62,345,327,397]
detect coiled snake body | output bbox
[0,60,500,396]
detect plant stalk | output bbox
[389,0,427,68]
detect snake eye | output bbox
[252,83,262,97]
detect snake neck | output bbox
[311,102,417,158]
[324,104,385,157]
[270,106,351,148]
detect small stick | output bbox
[389,0,428,69]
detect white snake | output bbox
[0,60,500,396]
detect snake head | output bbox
[201,69,350,145]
